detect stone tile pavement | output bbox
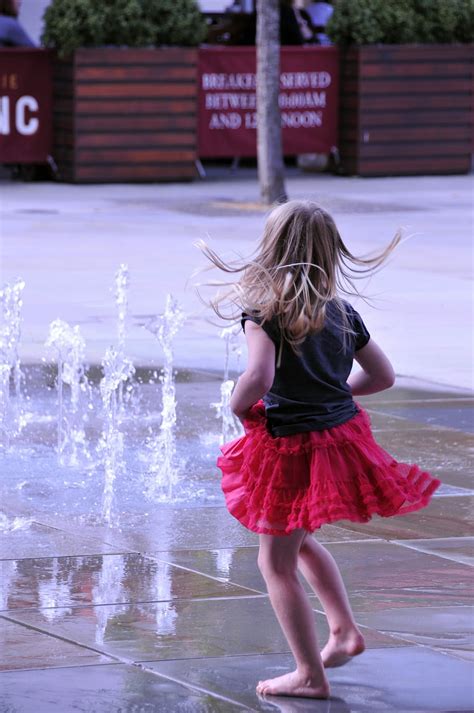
[1,171,472,709]
[1,387,473,712]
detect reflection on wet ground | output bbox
[1,384,473,711]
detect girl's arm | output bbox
[230,321,275,421]
[348,339,395,396]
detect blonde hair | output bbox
[198,200,400,354]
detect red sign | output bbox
[0,49,52,163]
[198,46,339,158]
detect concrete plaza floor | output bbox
[0,171,473,711]
[0,171,473,387]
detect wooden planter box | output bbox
[52,47,198,183]
[338,45,473,176]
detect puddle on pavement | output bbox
[1,371,472,531]
[1,368,228,526]
[1,373,472,711]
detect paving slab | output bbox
[319,540,473,599]
[0,520,126,560]
[0,552,258,613]
[0,617,114,671]
[362,427,474,492]
[361,388,473,404]
[337,495,474,539]
[153,540,473,610]
[435,648,474,663]
[79,506,261,552]
[3,597,407,664]
[363,409,442,433]
[0,662,246,712]
[367,399,474,433]
[1,507,260,553]
[355,605,474,657]
[393,536,474,567]
[305,525,381,543]
[145,648,474,712]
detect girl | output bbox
[200,200,441,700]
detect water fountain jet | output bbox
[113,264,130,414]
[99,347,135,523]
[0,278,25,448]
[144,294,185,501]
[212,325,243,444]
[45,319,90,467]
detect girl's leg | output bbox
[256,528,330,698]
[298,534,365,667]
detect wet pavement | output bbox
[1,169,473,710]
[1,174,472,389]
[1,386,473,711]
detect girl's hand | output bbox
[236,401,266,434]
[238,409,256,435]
[234,411,248,426]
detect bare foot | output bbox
[256,669,330,698]
[321,628,365,668]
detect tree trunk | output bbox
[256,0,287,205]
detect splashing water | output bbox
[212,548,235,578]
[93,554,126,644]
[45,319,90,466]
[0,512,33,532]
[0,364,11,449]
[1,282,249,523]
[221,324,242,381]
[0,560,17,610]
[212,325,243,444]
[38,558,72,621]
[153,559,177,635]
[99,347,135,523]
[212,379,242,445]
[114,264,129,354]
[144,295,185,501]
[0,278,25,448]
[113,264,131,414]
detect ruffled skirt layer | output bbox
[217,403,441,536]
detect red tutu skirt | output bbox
[217,402,441,536]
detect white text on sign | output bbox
[0,96,40,136]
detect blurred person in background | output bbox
[305,0,333,44]
[280,0,314,45]
[0,0,35,47]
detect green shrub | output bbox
[42,0,105,56]
[42,0,206,57]
[325,0,416,45]
[453,0,474,42]
[412,0,460,42]
[145,0,206,47]
[327,0,474,45]
[102,0,153,48]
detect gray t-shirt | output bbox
[242,300,370,436]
